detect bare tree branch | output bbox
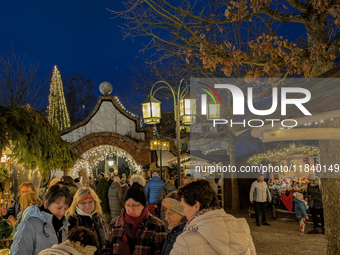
[0,48,49,110]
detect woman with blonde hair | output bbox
[12,192,42,233]
[66,187,107,255]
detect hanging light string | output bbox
[247,143,320,166]
[72,145,142,176]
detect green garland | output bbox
[0,166,10,181]
[0,105,80,178]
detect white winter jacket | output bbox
[170,209,256,255]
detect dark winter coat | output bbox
[146,177,164,204]
[121,183,129,199]
[108,182,124,220]
[96,178,110,213]
[68,213,107,255]
[306,184,323,209]
[293,198,308,220]
[158,183,177,203]
[160,223,185,255]
[102,214,166,255]
[4,200,21,220]
[11,205,69,255]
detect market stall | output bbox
[248,144,320,221]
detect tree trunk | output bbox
[319,119,340,254]
[227,132,240,211]
[306,13,334,76]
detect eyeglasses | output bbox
[125,204,141,210]
[79,200,95,206]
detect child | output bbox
[294,192,309,236]
[38,226,98,255]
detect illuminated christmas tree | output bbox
[47,66,71,131]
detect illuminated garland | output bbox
[180,156,209,167]
[47,66,71,131]
[204,148,223,155]
[114,97,142,127]
[72,145,142,176]
[247,144,320,166]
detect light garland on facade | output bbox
[114,96,143,127]
[47,66,71,131]
[72,145,142,177]
[247,143,320,166]
[204,148,224,155]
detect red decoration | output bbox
[280,191,293,212]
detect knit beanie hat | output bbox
[307,174,316,181]
[162,198,184,216]
[123,182,147,207]
[161,191,185,216]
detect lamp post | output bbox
[150,128,170,180]
[142,80,196,186]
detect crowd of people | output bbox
[2,172,256,255]
[249,173,324,236]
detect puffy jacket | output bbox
[170,209,256,255]
[294,198,308,220]
[38,240,97,255]
[120,183,129,198]
[249,180,271,203]
[146,176,164,204]
[108,182,123,219]
[158,183,177,203]
[161,222,185,255]
[11,205,69,255]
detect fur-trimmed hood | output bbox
[130,174,146,187]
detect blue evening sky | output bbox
[0,0,148,109]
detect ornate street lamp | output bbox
[142,79,196,186]
[141,96,161,124]
[150,135,161,151]
[180,92,197,125]
[161,138,170,151]
[207,102,220,120]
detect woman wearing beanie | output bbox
[66,188,107,255]
[102,175,166,255]
[38,226,98,255]
[161,192,187,255]
[170,179,256,255]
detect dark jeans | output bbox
[254,202,267,224]
[311,208,324,229]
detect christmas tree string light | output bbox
[47,66,71,131]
